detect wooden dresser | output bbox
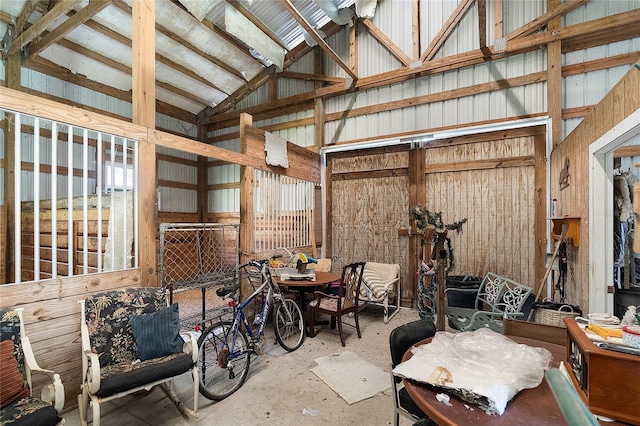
[565,319,640,424]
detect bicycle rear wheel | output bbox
[273,298,305,351]
[197,320,251,400]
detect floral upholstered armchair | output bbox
[78,287,198,426]
[0,308,65,426]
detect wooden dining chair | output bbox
[308,262,365,346]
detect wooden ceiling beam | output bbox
[505,0,590,41]
[154,22,247,83]
[25,0,112,61]
[110,1,236,95]
[199,18,263,65]
[277,71,345,84]
[279,0,357,82]
[6,0,82,57]
[227,0,289,50]
[14,0,39,34]
[24,56,197,123]
[504,9,640,53]
[204,10,637,126]
[200,20,342,120]
[419,0,474,62]
[359,18,412,67]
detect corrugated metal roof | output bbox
[0,0,355,119]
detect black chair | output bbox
[389,319,437,426]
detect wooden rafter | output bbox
[420,0,474,62]
[277,71,345,84]
[202,20,343,118]
[505,8,640,53]
[155,22,247,83]
[359,18,412,67]
[14,0,39,35]
[24,56,197,123]
[203,10,640,127]
[506,0,590,41]
[279,0,357,82]
[25,0,112,61]
[227,0,289,50]
[111,1,239,93]
[6,0,82,57]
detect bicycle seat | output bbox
[216,284,240,298]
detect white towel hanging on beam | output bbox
[265,132,289,168]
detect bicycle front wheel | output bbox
[273,298,305,352]
[197,321,251,400]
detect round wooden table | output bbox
[276,271,340,336]
[275,271,340,310]
[402,336,567,426]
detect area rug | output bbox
[311,351,390,405]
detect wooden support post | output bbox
[132,0,157,286]
[4,49,20,283]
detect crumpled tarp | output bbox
[392,328,552,415]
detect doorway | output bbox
[590,109,640,313]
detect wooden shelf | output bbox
[550,216,581,246]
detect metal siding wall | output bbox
[160,186,197,213]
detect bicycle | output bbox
[197,256,305,400]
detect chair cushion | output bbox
[309,297,339,311]
[0,340,29,409]
[361,269,388,299]
[130,303,184,361]
[96,351,194,398]
[0,395,61,426]
[85,287,169,367]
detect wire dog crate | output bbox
[159,223,239,331]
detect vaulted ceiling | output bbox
[0,0,362,124]
[2,0,640,133]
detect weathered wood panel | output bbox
[330,149,411,305]
[424,134,536,287]
[0,206,5,283]
[0,270,141,412]
[552,64,640,312]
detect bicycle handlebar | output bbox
[238,254,283,270]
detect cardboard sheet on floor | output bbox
[311,351,390,405]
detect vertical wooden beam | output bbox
[407,147,426,308]
[494,0,503,39]
[314,46,325,150]
[3,50,20,283]
[132,0,157,286]
[197,124,208,222]
[239,112,254,269]
[478,0,491,57]
[349,20,358,77]
[325,157,333,262]
[548,0,563,146]
[268,76,278,102]
[412,0,420,61]
[534,132,548,299]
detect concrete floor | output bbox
[61,306,421,426]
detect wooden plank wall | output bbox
[329,147,412,305]
[20,210,110,280]
[0,206,4,283]
[0,270,141,412]
[552,64,640,312]
[423,129,541,287]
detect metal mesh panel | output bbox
[159,223,239,331]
